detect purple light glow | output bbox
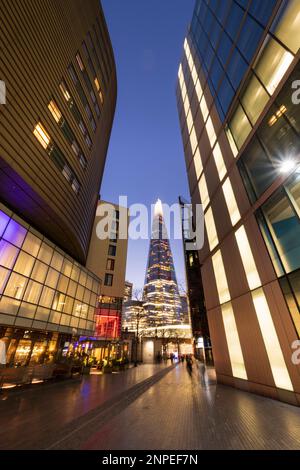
[3,218,27,247]
[0,211,10,238]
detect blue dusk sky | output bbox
[101,0,195,291]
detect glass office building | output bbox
[0,0,117,367]
[177,0,300,404]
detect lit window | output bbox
[222,177,240,226]
[199,174,209,210]
[189,126,198,155]
[94,78,104,104]
[178,63,184,87]
[206,117,217,148]
[212,249,230,304]
[272,0,300,54]
[191,66,198,87]
[195,79,202,102]
[205,207,218,251]
[200,96,209,121]
[229,105,252,149]
[183,92,190,117]
[76,52,85,71]
[104,273,113,286]
[213,143,226,181]
[48,100,62,123]
[255,36,294,95]
[241,74,269,125]
[235,225,261,290]
[194,147,203,179]
[221,302,247,380]
[252,288,293,391]
[33,123,50,150]
[187,110,193,133]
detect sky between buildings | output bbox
[101,0,195,291]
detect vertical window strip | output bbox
[199,173,210,210]
[252,288,293,391]
[212,249,230,304]
[235,225,261,290]
[221,302,248,380]
[222,177,241,226]
[213,143,227,181]
[205,207,219,251]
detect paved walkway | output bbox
[1,362,300,450]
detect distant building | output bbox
[124,281,133,302]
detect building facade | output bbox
[143,200,183,328]
[177,0,300,404]
[0,1,117,367]
[179,196,212,362]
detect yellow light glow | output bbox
[154,198,163,216]
[194,147,203,179]
[189,126,198,155]
[222,177,241,226]
[252,288,293,391]
[200,96,209,121]
[266,50,294,95]
[235,225,261,290]
[205,207,219,251]
[221,302,247,380]
[206,117,217,148]
[213,143,227,181]
[212,250,230,304]
[199,173,210,210]
[33,123,50,150]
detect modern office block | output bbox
[0,0,117,264]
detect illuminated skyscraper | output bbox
[143,200,183,327]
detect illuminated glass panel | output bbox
[194,147,203,180]
[252,288,293,391]
[229,105,252,149]
[33,123,50,149]
[189,126,198,155]
[200,96,209,121]
[271,0,300,54]
[199,173,209,210]
[221,302,247,380]
[225,125,238,157]
[254,36,294,96]
[222,177,241,226]
[235,225,261,290]
[206,117,217,148]
[205,207,218,251]
[212,249,230,304]
[241,74,269,125]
